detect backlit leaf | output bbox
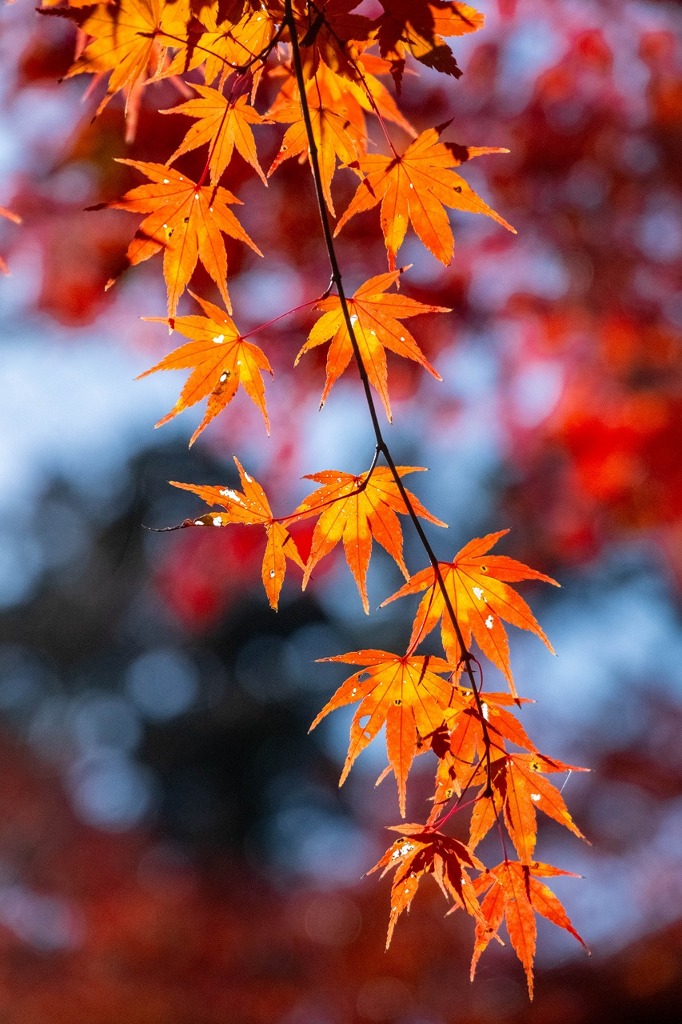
[335,127,515,269]
[295,465,445,612]
[468,753,588,863]
[296,268,448,418]
[61,0,193,115]
[162,86,269,186]
[311,649,465,814]
[370,824,484,945]
[382,530,559,695]
[170,457,303,609]
[140,291,272,444]
[97,160,262,316]
[472,860,589,998]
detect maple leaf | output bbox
[161,86,270,186]
[294,465,445,613]
[139,291,272,444]
[296,269,448,418]
[96,160,262,316]
[471,860,590,998]
[170,457,304,609]
[268,63,367,214]
[335,127,515,269]
[58,0,193,116]
[468,752,588,863]
[369,824,484,945]
[382,530,559,696]
[311,649,465,814]
[373,1,484,89]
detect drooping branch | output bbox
[282,0,496,797]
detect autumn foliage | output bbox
[22,0,595,997]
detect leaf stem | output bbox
[240,296,320,340]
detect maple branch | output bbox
[285,0,495,801]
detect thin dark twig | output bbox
[283,0,496,802]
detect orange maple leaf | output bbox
[370,824,484,945]
[472,860,590,999]
[381,530,559,695]
[296,269,448,418]
[294,465,445,612]
[170,457,304,609]
[162,86,270,186]
[468,752,588,863]
[268,63,367,214]
[373,1,484,88]
[311,649,465,815]
[60,0,192,115]
[338,52,417,136]
[97,160,262,316]
[335,128,515,268]
[140,291,272,444]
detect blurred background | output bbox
[0,0,681,1021]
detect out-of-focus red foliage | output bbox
[0,731,680,1023]
[457,9,682,579]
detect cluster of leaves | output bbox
[36,0,589,996]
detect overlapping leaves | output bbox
[60,0,191,103]
[373,1,485,88]
[311,650,465,815]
